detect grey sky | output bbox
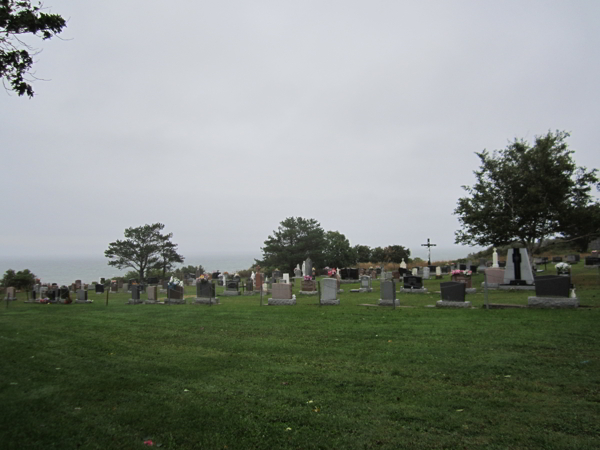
[2,0,599,262]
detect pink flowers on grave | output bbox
[304,275,312,281]
[452,269,472,277]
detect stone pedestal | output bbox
[194,297,220,305]
[378,299,400,306]
[436,300,472,308]
[398,287,428,294]
[527,297,579,308]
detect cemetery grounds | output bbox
[1,265,599,449]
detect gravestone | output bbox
[255,272,263,290]
[145,285,159,303]
[320,278,339,305]
[482,267,505,289]
[294,266,302,278]
[282,273,290,284]
[503,248,534,287]
[584,256,600,266]
[222,280,240,296]
[435,266,442,278]
[422,267,430,280]
[440,282,467,302]
[76,289,91,303]
[459,264,467,271]
[300,279,317,294]
[122,283,129,292]
[128,285,142,304]
[5,287,16,301]
[59,286,71,303]
[400,258,407,269]
[477,258,487,272]
[268,283,296,305]
[111,282,118,293]
[528,275,578,308]
[492,248,499,267]
[437,282,471,308]
[245,277,254,293]
[166,285,185,304]
[95,284,104,294]
[304,258,313,278]
[378,280,398,306]
[351,275,372,293]
[194,279,218,304]
[565,254,579,264]
[403,276,423,289]
[534,275,571,298]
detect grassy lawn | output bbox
[1,265,599,449]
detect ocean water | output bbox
[0,253,259,286]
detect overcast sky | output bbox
[1,0,599,262]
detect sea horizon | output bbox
[0,253,260,286]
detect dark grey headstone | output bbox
[380,280,396,300]
[403,276,423,289]
[131,285,140,300]
[535,275,570,298]
[440,282,466,302]
[95,284,104,293]
[196,280,215,298]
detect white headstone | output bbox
[412,268,418,276]
[503,248,534,285]
[283,273,290,284]
[302,261,306,276]
[492,248,499,268]
[400,258,407,269]
[422,267,430,280]
[435,266,441,277]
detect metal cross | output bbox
[421,238,437,265]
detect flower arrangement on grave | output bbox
[304,275,312,281]
[451,269,472,277]
[168,276,182,289]
[555,262,571,274]
[328,269,336,277]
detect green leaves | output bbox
[455,131,599,255]
[0,0,66,97]
[105,223,183,282]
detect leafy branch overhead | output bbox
[454,130,599,255]
[0,0,66,97]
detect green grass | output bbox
[1,265,600,449]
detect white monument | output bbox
[492,248,499,268]
[400,258,407,269]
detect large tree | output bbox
[353,244,372,263]
[1,1,66,97]
[384,245,411,267]
[454,131,598,257]
[1,268,35,289]
[105,223,183,282]
[257,217,326,274]
[154,232,185,279]
[323,231,356,268]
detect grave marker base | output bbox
[194,297,220,304]
[298,290,318,295]
[221,291,241,296]
[436,300,472,308]
[378,299,400,306]
[320,299,340,305]
[498,285,535,291]
[268,297,296,305]
[527,297,579,308]
[398,288,428,294]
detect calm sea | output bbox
[0,253,259,286]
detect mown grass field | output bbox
[1,265,599,449]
